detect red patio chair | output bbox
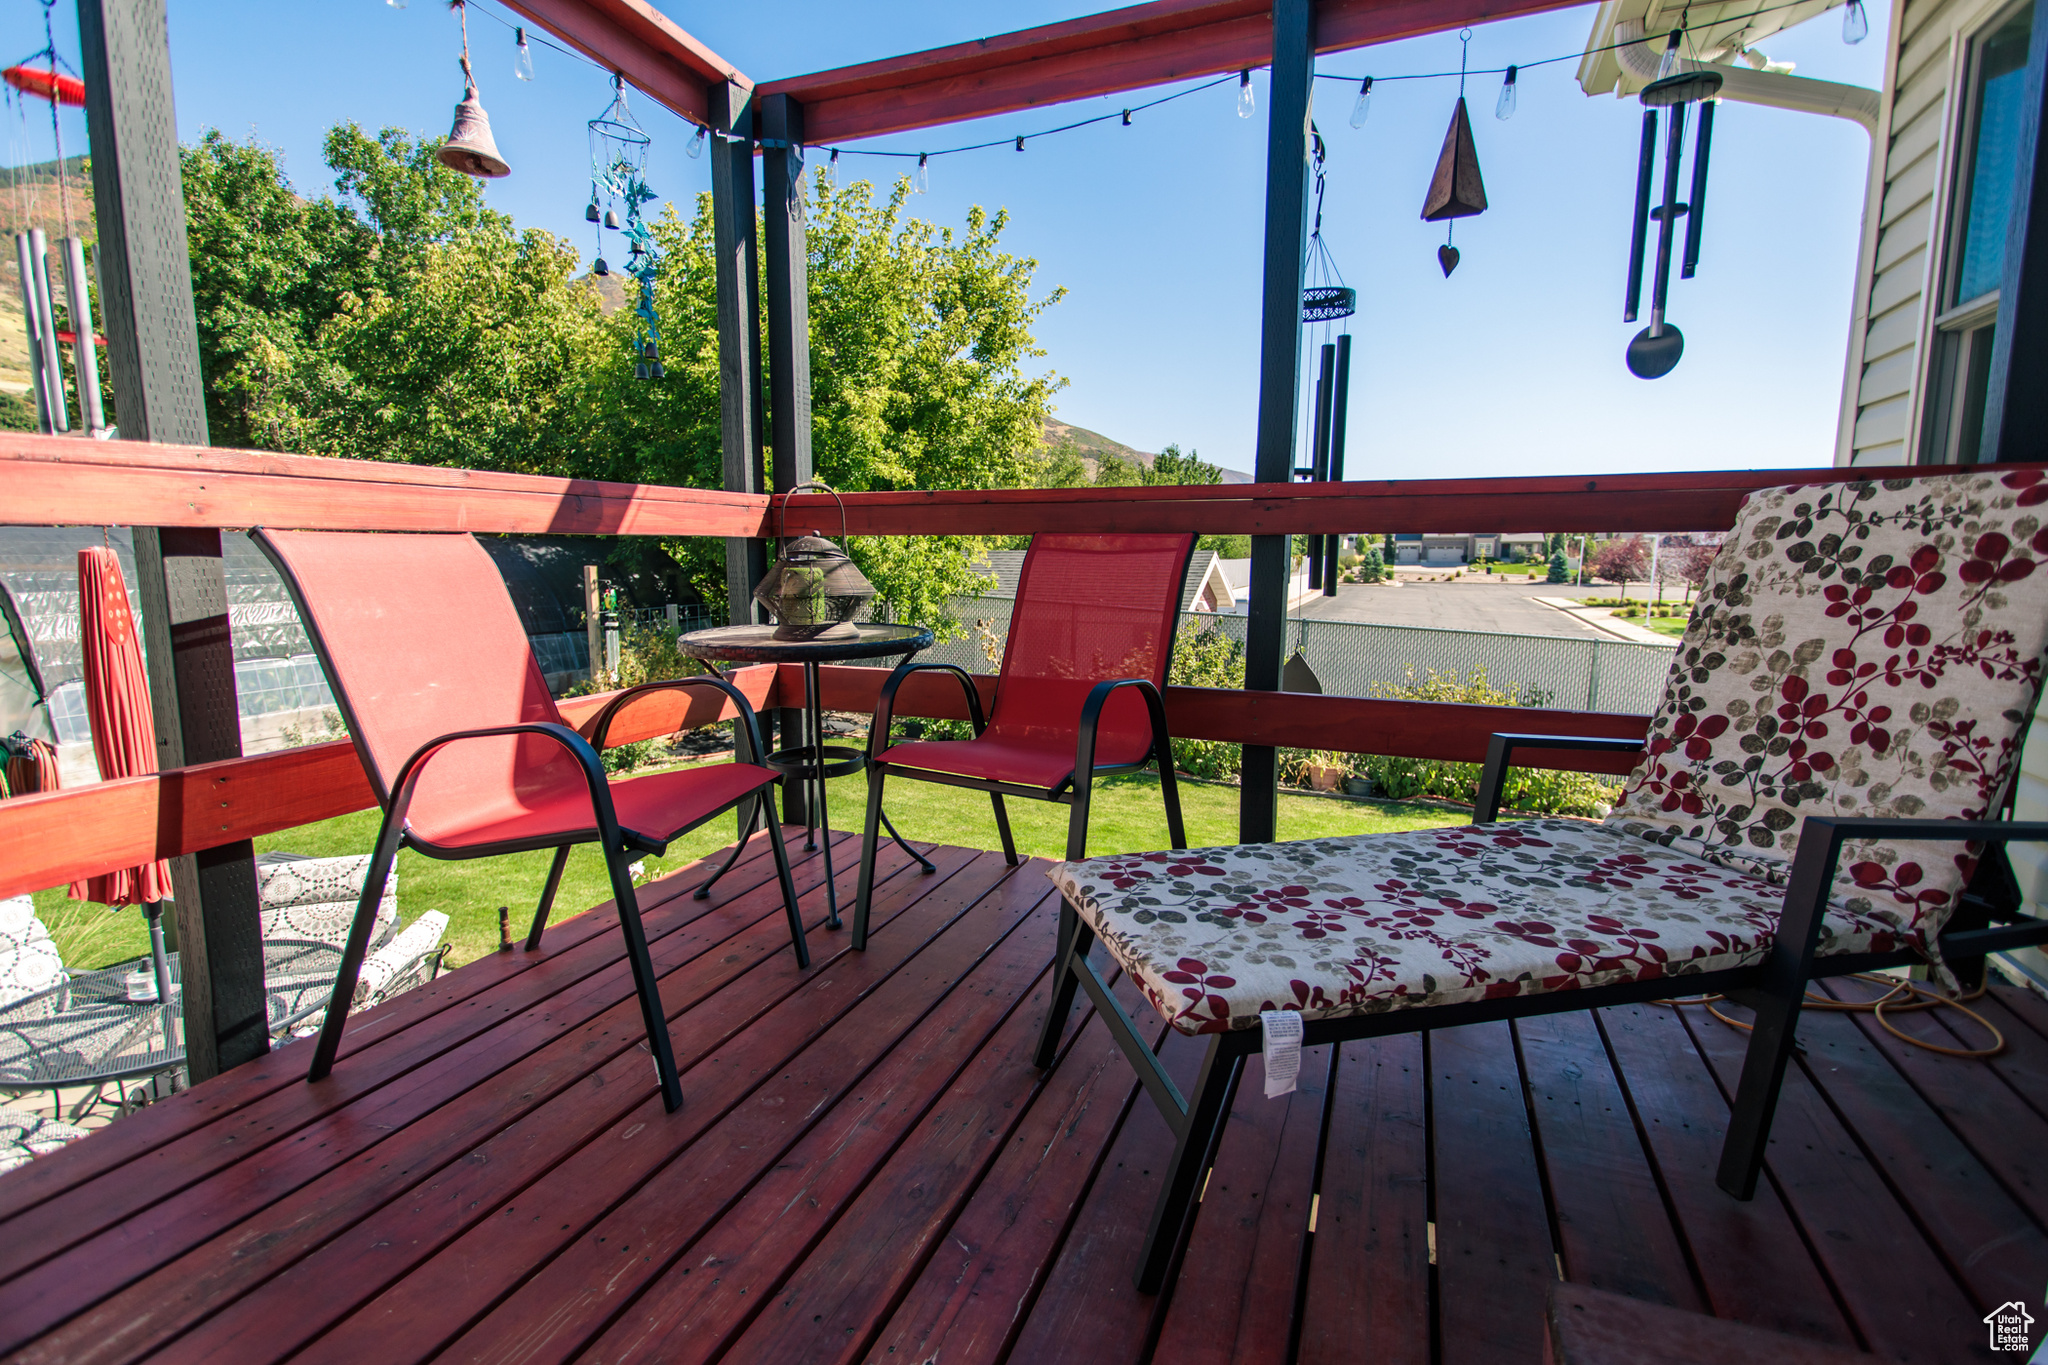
[255,529,806,1114]
[852,532,1197,948]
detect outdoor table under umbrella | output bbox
[67,546,173,1006]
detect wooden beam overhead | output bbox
[759,0,1580,145]
[495,0,751,126]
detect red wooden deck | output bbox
[1,827,2043,1365]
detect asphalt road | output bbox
[1296,579,1626,638]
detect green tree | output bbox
[1148,442,1222,486]
[177,135,1067,638]
[1091,450,1145,486]
[1030,441,1092,488]
[1547,548,1570,584]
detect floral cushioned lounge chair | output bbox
[1032,468,2048,1292]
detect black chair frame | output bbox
[852,663,1187,949]
[1031,730,2048,1293]
[307,675,805,1116]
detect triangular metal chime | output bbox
[1421,97,1487,221]
[1281,649,1323,695]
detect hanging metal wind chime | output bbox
[436,1,510,179]
[1421,28,1488,277]
[1291,119,1355,682]
[1619,31,1720,379]
[586,74,664,378]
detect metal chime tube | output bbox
[14,233,51,432]
[61,237,104,431]
[1324,333,1352,596]
[1646,104,1688,340]
[27,229,68,431]
[1681,100,1715,280]
[1306,342,1336,590]
[1623,110,1658,324]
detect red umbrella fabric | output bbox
[68,547,172,905]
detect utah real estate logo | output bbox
[1982,1300,2034,1353]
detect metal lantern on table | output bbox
[753,481,876,640]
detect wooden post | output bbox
[709,82,767,825]
[79,0,267,1079]
[583,564,601,686]
[711,81,766,626]
[1984,8,2048,464]
[1241,0,1316,845]
[760,91,811,823]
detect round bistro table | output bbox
[676,622,936,928]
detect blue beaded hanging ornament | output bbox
[587,74,663,377]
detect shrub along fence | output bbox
[909,598,1673,715]
[874,602,1669,815]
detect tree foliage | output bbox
[177,132,1068,634]
[1593,535,1651,596]
[1669,539,1722,601]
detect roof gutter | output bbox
[1612,18,1879,134]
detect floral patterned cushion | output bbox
[0,896,65,1008]
[1053,820,1906,1035]
[0,1108,89,1176]
[257,855,398,951]
[1604,470,2048,964]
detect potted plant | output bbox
[1304,750,1345,792]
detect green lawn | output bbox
[33,763,1466,971]
[1644,615,1691,638]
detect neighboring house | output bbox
[1830,0,2030,467]
[1390,533,1530,565]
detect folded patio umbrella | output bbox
[67,546,173,1002]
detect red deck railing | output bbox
[0,432,1871,899]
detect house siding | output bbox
[1843,0,1982,469]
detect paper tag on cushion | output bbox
[1261,1010,1303,1098]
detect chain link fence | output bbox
[897,596,1674,715]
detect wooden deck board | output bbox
[3,835,2044,1365]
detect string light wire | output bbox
[437,0,1836,163]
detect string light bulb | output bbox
[1842,0,1869,43]
[1238,70,1255,119]
[1349,75,1373,127]
[913,153,929,194]
[514,26,534,81]
[1121,109,1132,125]
[1015,135,1025,151]
[686,124,706,159]
[1495,65,1517,120]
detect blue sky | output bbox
[6,1,1890,480]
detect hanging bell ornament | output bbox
[604,208,621,230]
[438,86,510,178]
[594,257,609,276]
[1421,97,1486,221]
[585,201,601,222]
[649,361,664,379]
[753,482,876,640]
[635,361,650,380]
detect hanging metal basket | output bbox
[1301,285,1357,323]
